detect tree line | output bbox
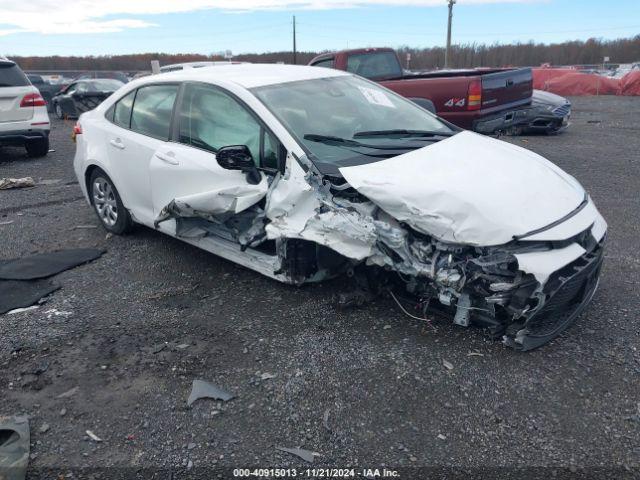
[11,36,640,72]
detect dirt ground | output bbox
[1,96,639,479]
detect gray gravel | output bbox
[0,97,639,478]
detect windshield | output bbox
[252,75,454,174]
[91,79,124,91]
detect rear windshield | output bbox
[346,52,403,80]
[0,62,29,87]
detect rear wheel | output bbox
[25,137,49,158]
[89,169,133,234]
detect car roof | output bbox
[152,63,349,89]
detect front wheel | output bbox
[89,169,133,234]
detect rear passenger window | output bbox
[312,58,334,69]
[113,90,136,128]
[130,84,178,140]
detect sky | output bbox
[0,0,638,56]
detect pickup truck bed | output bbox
[309,48,565,135]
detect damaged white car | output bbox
[73,64,606,351]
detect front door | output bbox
[149,82,281,234]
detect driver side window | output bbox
[178,83,278,169]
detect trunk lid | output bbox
[481,68,532,111]
[339,131,585,246]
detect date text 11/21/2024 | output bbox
[232,468,400,477]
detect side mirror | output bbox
[216,145,261,185]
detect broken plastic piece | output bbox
[86,430,102,442]
[187,380,234,406]
[0,415,30,480]
[275,446,319,463]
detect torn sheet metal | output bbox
[0,416,30,480]
[155,178,268,227]
[339,131,585,246]
[514,243,586,284]
[264,159,377,260]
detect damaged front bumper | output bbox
[503,238,604,350]
[473,104,570,135]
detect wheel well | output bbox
[84,165,102,205]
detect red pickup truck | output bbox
[309,48,568,134]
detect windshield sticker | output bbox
[357,86,396,108]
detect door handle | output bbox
[109,139,125,150]
[154,152,179,165]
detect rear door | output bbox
[0,61,34,123]
[481,68,532,112]
[149,82,278,232]
[103,83,180,225]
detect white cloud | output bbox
[0,0,543,35]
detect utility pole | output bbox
[292,15,297,65]
[444,0,456,68]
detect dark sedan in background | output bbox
[51,78,123,119]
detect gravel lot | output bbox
[1,96,639,478]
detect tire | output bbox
[54,102,64,120]
[89,169,133,235]
[25,137,49,158]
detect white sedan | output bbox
[73,64,606,351]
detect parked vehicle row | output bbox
[309,48,571,135]
[72,64,606,351]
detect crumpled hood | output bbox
[339,131,585,246]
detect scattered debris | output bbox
[57,386,79,398]
[6,306,39,315]
[0,220,14,226]
[587,120,602,124]
[467,351,485,357]
[322,408,331,431]
[151,343,168,354]
[44,309,73,318]
[0,249,104,314]
[0,248,105,281]
[59,408,67,417]
[275,446,320,463]
[437,434,447,440]
[0,415,30,480]
[86,430,102,442]
[38,423,50,434]
[187,380,234,406]
[176,343,190,350]
[37,179,61,186]
[0,280,60,315]
[259,372,277,381]
[73,225,97,230]
[0,177,35,190]
[442,359,454,370]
